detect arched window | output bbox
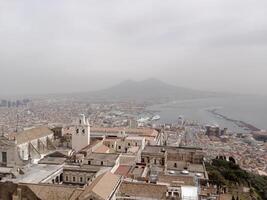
[76,129,79,134]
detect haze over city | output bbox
[1,1,267,200]
[1,0,267,96]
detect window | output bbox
[80,177,83,183]
[101,161,103,166]
[82,129,85,134]
[174,163,177,168]
[76,129,79,134]
[118,146,121,149]
[65,176,69,182]
[135,142,138,146]
[88,161,91,165]
[73,177,76,182]
[1,152,7,163]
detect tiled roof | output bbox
[93,144,113,153]
[7,127,53,145]
[78,171,121,200]
[21,183,81,200]
[118,181,167,199]
[114,165,132,177]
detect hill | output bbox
[84,78,217,103]
[206,159,267,200]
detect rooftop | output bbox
[118,181,167,199]
[86,153,119,162]
[114,165,132,177]
[158,174,195,186]
[93,144,113,153]
[38,157,66,165]
[142,145,203,154]
[91,127,158,137]
[20,183,82,200]
[7,127,53,145]
[11,164,63,184]
[78,171,121,200]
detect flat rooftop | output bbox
[142,145,203,154]
[64,165,102,173]
[38,157,66,165]
[91,127,158,137]
[118,181,167,199]
[158,174,195,186]
[10,164,63,184]
[86,153,119,161]
[167,161,205,173]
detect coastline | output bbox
[207,108,261,132]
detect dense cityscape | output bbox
[0,96,266,200]
[1,0,267,199]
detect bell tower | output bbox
[72,114,90,152]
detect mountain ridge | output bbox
[85,78,218,103]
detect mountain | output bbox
[84,78,218,103]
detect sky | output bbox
[1,0,267,96]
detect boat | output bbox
[151,115,160,121]
[137,117,150,123]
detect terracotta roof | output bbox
[114,165,132,177]
[21,183,81,200]
[118,181,167,199]
[93,144,113,153]
[7,127,53,145]
[78,171,121,200]
[69,189,84,200]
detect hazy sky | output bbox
[1,0,267,96]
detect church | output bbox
[0,127,55,167]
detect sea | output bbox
[147,95,267,133]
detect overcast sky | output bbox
[1,0,267,96]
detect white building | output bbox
[70,114,91,152]
[0,127,55,167]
